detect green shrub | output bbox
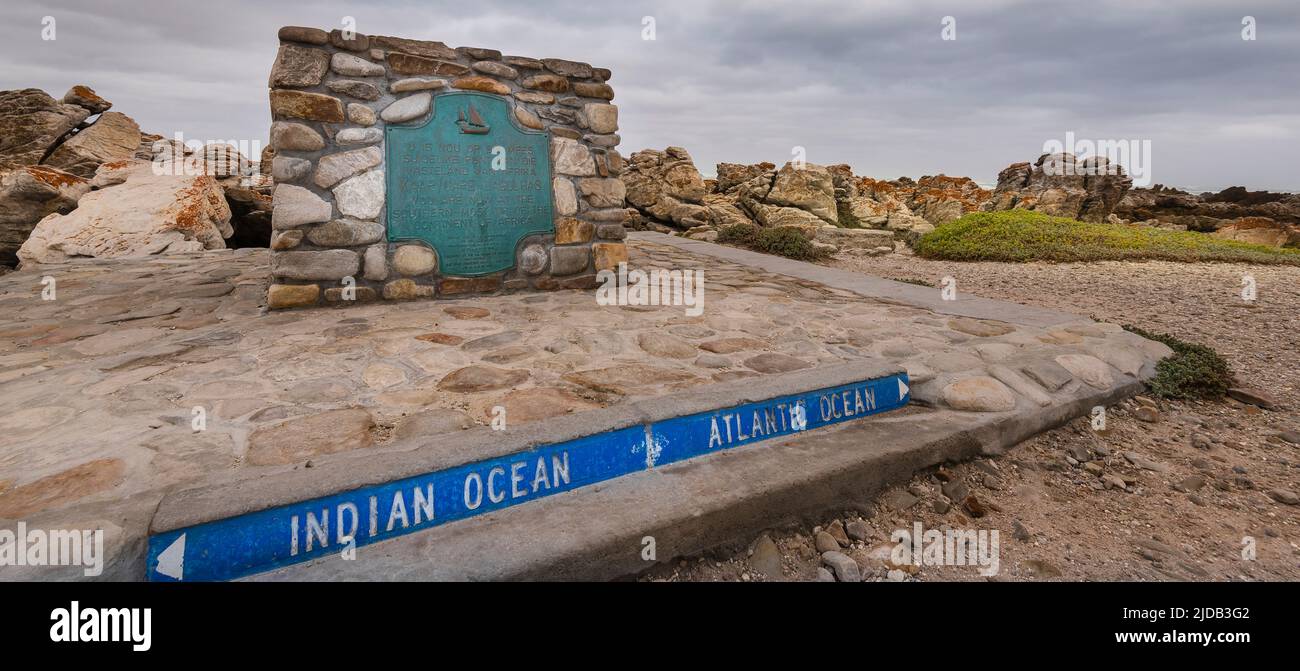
[716,223,759,247]
[914,210,1300,265]
[1122,325,1234,400]
[716,224,831,261]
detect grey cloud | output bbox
[2,0,1297,190]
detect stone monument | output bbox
[265,26,628,308]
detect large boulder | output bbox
[716,161,774,193]
[18,162,232,263]
[762,162,838,224]
[42,111,142,178]
[1210,216,1300,248]
[833,173,911,226]
[622,147,711,229]
[983,152,1132,222]
[61,85,112,115]
[144,139,273,248]
[730,161,838,234]
[0,89,90,170]
[900,175,991,225]
[0,166,91,265]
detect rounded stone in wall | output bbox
[393,244,438,276]
[519,244,548,275]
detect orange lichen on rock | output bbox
[24,165,88,189]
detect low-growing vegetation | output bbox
[914,210,1300,265]
[1122,325,1234,400]
[716,224,831,261]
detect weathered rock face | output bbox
[982,152,1132,222]
[761,162,838,224]
[0,166,91,265]
[830,170,987,233]
[0,88,91,170]
[897,175,991,225]
[734,163,830,232]
[62,85,112,114]
[42,111,142,179]
[1113,185,1300,246]
[0,84,274,263]
[622,147,710,229]
[621,150,986,246]
[716,162,774,194]
[147,140,274,249]
[18,162,232,263]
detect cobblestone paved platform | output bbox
[0,235,1169,579]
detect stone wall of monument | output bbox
[265,25,628,308]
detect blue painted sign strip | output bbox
[147,373,909,581]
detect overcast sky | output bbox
[4,0,1298,190]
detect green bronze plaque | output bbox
[385,91,552,276]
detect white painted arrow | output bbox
[156,533,186,580]
[898,378,910,399]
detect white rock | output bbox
[331,53,385,77]
[333,171,385,220]
[335,127,383,146]
[553,177,577,216]
[392,244,437,275]
[314,147,382,189]
[380,93,431,124]
[18,163,231,263]
[551,138,594,176]
[272,184,332,229]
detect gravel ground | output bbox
[646,248,1300,582]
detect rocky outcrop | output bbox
[830,171,986,234]
[0,84,275,264]
[42,111,142,178]
[1112,185,1300,247]
[0,88,91,170]
[619,146,1295,252]
[1210,217,1300,247]
[0,86,134,263]
[983,152,1132,222]
[0,166,91,265]
[752,162,838,225]
[623,147,709,229]
[62,85,112,114]
[900,175,991,225]
[122,137,272,249]
[1117,185,1300,226]
[18,161,232,263]
[621,149,986,245]
[716,161,773,193]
